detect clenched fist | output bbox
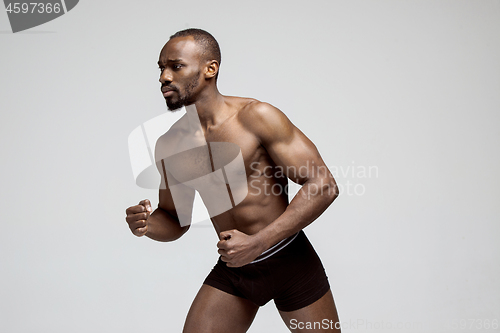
[125,199,153,237]
[217,229,267,267]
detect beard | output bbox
[165,71,201,111]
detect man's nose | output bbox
[159,69,172,84]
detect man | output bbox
[125,28,341,332]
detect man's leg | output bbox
[278,289,341,333]
[183,284,259,333]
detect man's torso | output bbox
[159,96,290,235]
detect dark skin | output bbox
[125,36,341,332]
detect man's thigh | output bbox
[183,284,259,333]
[278,289,341,333]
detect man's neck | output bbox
[191,86,229,130]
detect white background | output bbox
[1,1,499,332]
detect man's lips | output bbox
[161,86,177,97]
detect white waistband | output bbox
[249,232,299,264]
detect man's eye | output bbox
[159,67,164,72]
[173,64,182,70]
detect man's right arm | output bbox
[125,160,191,242]
[146,192,191,242]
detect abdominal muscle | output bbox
[209,174,289,236]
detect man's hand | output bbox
[125,199,153,237]
[217,229,266,267]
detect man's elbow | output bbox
[322,177,339,203]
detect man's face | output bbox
[158,37,203,111]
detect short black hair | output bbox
[170,28,221,78]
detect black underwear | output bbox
[203,230,330,312]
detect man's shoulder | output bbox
[235,98,290,133]
[154,114,191,158]
[156,115,185,142]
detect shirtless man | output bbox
[125,28,341,332]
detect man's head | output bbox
[158,28,221,111]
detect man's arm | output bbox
[249,102,338,248]
[218,102,338,266]
[144,135,195,241]
[144,162,192,242]
[125,141,192,242]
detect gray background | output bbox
[1,0,499,332]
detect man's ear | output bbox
[204,60,219,79]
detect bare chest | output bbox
[163,118,265,184]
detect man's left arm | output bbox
[218,102,339,266]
